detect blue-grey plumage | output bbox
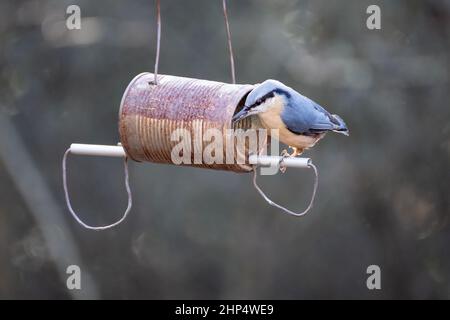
[232,79,348,156]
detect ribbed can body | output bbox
[119,73,260,172]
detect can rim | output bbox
[118,72,149,121]
[118,72,150,161]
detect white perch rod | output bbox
[249,154,311,168]
[69,144,311,168]
[70,144,126,157]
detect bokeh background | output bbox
[1,0,449,299]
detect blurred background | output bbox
[0,0,449,299]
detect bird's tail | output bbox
[331,114,349,136]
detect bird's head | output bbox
[232,79,290,122]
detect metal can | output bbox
[119,73,263,172]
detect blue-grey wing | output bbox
[281,94,337,134]
[280,107,311,134]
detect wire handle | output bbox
[251,156,319,217]
[150,0,236,85]
[151,0,161,85]
[62,144,132,230]
[222,0,236,84]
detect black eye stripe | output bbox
[256,91,275,106]
[247,88,290,111]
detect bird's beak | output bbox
[232,107,248,123]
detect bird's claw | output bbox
[279,149,290,173]
[279,147,304,173]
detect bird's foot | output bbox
[281,147,302,157]
[279,147,304,173]
[279,149,290,173]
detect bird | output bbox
[232,79,349,157]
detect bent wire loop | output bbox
[62,147,132,230]
[251,157,318,217]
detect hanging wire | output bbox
[62,148,133,230]
[222,0,236,84]
[152,0,161,85]
[252,162,319,217]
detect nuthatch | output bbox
[232,79,349,157]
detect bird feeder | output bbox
[63,73,317,230]
[61,1,321,231]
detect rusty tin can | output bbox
[119,73,263,172]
